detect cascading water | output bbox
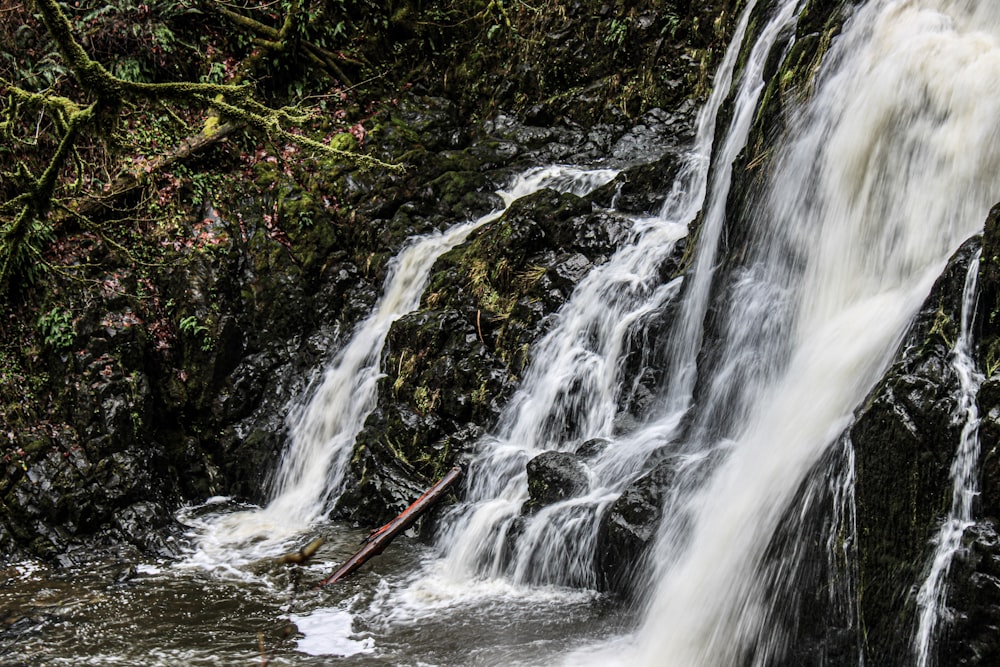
[413,0,1000,665]
[625,1,1000,665]
[180,165,618,564]
[265,164,618,529]
[426,0,799,593]
[913,250,984,666]
[188,0,1000,661]
[10,3,1000,667]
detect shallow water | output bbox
[0,509,625,666]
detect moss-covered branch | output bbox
[0,100,95,290]
[210,2,357,86]
[3,82,86,118]
[0,0,400,296]
[31,0,387,165]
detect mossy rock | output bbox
[851,238,980,665]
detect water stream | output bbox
[913,250,984,666]
[622,2,1000,664]
[179,164,618,569]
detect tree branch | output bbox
[0,0,399,296]
[210,2,358,85]
[71,121,243,221]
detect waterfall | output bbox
[189,0,1000,661]
[628,1,1000,665]
[426,0,796,590]
[180,166,617,562]
[265,164,618,530]
[913,250,984,666]
[414,0,1000,664]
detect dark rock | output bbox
[578,437,612,459]
[589,151,686,215]
[850,238,980,666]
[609,106,697,162]
[939,521,1000,666]
[596,458,675,597]
[335,159,645,526]
[980,376,1000,521]
[522,451,590,514]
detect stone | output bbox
[596,458,675,597]
[523,451,590,514]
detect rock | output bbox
[588,151,686,215]
[596,458,675,597]
[938,521,1000,666]
[577,438,612,459]
[523,451,590,514]
[850,238,980,665]
[336,167,636,526]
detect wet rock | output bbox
[335,306,511,524]
[522,451,590,514]
[938,521,1000,666]
[596,458,675,597]
[337,172,638,526]
[589,151,686,215]
[975,203,1000,528]
[850,238,980,666]
[609,106,697,162]
[980,376,1000,522]
[112,501,176,557]
[577,438,612,459]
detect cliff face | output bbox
[0,1,738,559]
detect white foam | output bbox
[290,607,376,657]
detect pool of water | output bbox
[0,508,629,666]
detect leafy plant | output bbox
[605,18,629,49]
[179,314,212,351]
[37,306,76,349]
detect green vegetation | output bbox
[179,314,211,352]
[37,306,75,350]
[0,0,397,298]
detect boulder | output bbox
[596,458,675,597]
[522,451,590,514]
[850,238,979,665]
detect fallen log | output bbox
[317,465,463,587]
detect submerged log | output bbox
[277,537,326,566]
[317,466,463,587]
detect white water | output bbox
[265,164,617,528]
[423,0,788,593]
[181,0,1000,663]
[913,250,983,666]
[179,165,618,565]
[626,1,1000,665]
[281,0,1000,661]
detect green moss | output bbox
[987,338,1000,378]
[328,132,358,153]
[927,301,956,349]
[253,160,281,189]
[413,385,440,415]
